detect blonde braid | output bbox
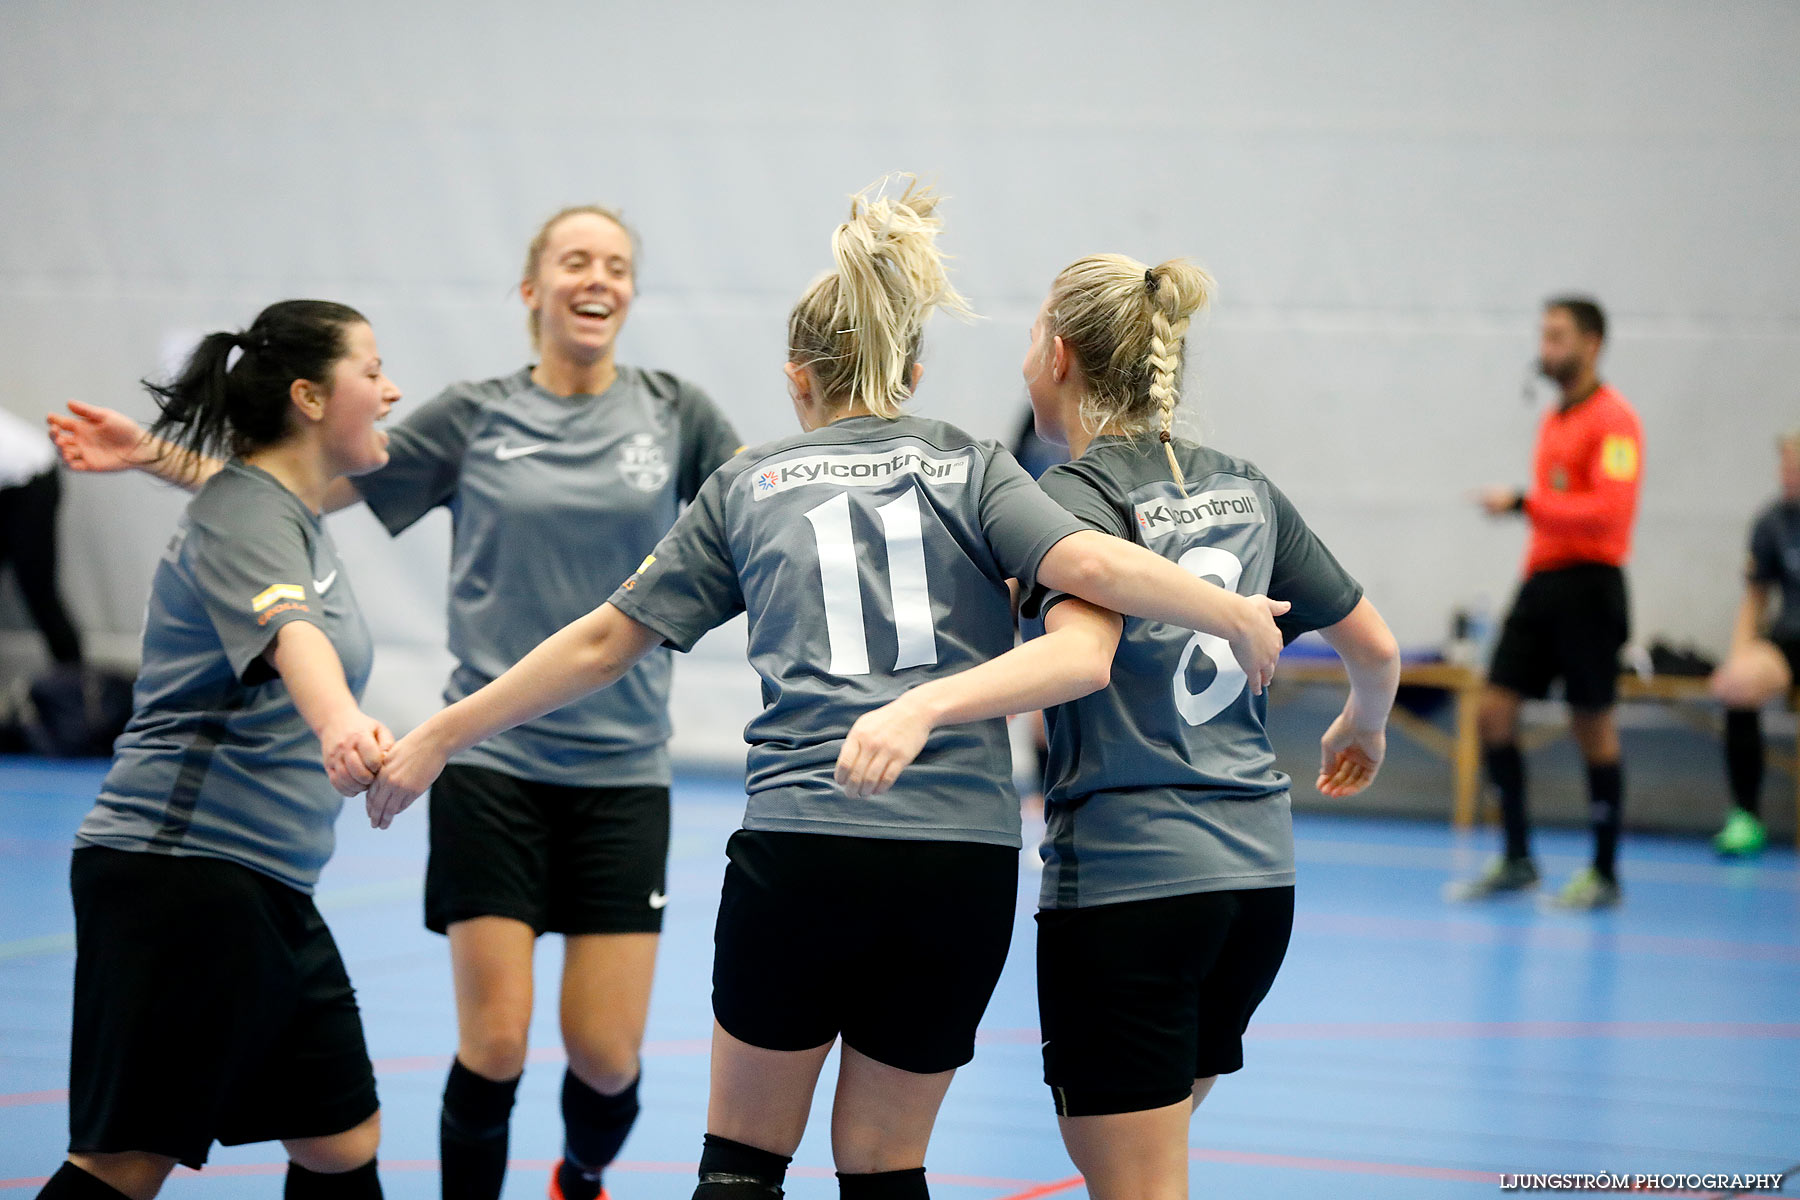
[1145,272,1194,495]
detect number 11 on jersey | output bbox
[804,489,939,676]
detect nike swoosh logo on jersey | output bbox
[313,569,338,594]
[496,442,549,461]
[648,890,669,910]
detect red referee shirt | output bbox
[1522,383,1643,576]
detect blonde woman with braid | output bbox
[364,179,1294,1200]
[852,255,1401,1199]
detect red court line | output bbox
[0,1159,1043,1191]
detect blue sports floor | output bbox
[2,757,1796,1197]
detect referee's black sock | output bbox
[441,1058,520,1200]
[693,1132,791,1199]
[1724,709,1764,817]
[34,1163,129,1200]
[557,1067,641,1199]
[1587,761,1624,882]
[838,1167,930,1200]
[286,1158,383,1199]
[1484,744,1531,861]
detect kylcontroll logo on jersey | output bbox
[1134,488,1265,538]
[250,583,307,613]
[752,447,971,500]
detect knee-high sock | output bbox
[693,1133,791,1199]
[35,1164,130,1200]
[557,1068,641,1199]
[838,1168,929,1200]
[440,1059,520,1200]
[1485,744,1529,860]
[1588,762,1624,881]
[287,1159,383,1199]
[1724,709,1764,817]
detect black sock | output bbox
[693,1132,791,1199]
[558,1068,641,1198]
[287,1158,383,1199]
[838,1167,929,1200]
[35,1163,130,1200]
[1484,744,1530,860]
[1725,709,1764,818]
[1588,761,1624,881]
[440,1058,520,1200]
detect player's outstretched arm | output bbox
[1313,597,1400,798]
[364,603,664,827]
[835,598,1123,799]
[47,400,222,491]
[1037,529,1289,694]
[268,621,394,798]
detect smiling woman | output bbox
[45,208,743,1200]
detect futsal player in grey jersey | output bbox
[368,178,1291,1200]
[1708,430,1800,855]
[36,302,400,1200]
[850,254,1400,1200]
[50,206,739,1200]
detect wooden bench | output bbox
[1274,660,1800,845]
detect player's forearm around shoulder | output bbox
[901,598,1122,729]
[1318,597,1400,729]
[1038,529,1260,639]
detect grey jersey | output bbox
[355,365,739,786]
[610,415,1087,847]
[1021,436,1362,908]
[77,462,373,894]
[1748,499,1800,644]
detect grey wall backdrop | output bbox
[4,1,1797,759]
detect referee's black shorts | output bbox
[67,847,378,1168]
[1037,886,1294,1118]
[425,763,670,936]
[1488,564,1630,709]
[711,829,1018,1075]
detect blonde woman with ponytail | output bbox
[365,178,1291,1200]
[1012,256,1397,1199]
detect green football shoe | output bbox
[1713,809,1767,857]
[1446,856,1540,901]
[1548,867,1622,910]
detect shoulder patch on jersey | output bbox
[1599,433,1639,482]
[251,583,307,613]
[1134,488,1264,539]
[752,447,970,500]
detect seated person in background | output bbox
[1707,430,1800,856]
[0,406,83,667]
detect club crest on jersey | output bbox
[1133,488,1264,539]
[619,433,670,492]
[751,448,971,500]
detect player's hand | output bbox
[1316,702,1386,798]
[320,712,392,797]
[364,724,448,830]
[46,401,150,473]
[1229,595,1291,696]
[835,695,934,799]
[1477,486,1523,516]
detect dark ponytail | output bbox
[144,299,367,462]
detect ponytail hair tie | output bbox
[1144,268,1158,295]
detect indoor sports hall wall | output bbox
[3,1,1796,760]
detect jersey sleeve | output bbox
[975,447,1089,593]
[1748,509,1783,584]
[352,385,486,535]
[1524,404,1642,538]
[1016,458,1131,621]
[1264,481,1364,641]
[608,465,745,652]
[675,380,744,503]
[186,509,326,685]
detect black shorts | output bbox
[425,763,670,936]
[1488,564,1630,708]
[1037,886,1295,1117]
[67,847,378,1168]
[712,830,1018,1075]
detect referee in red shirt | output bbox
[1454,297,1643,909]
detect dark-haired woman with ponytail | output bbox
[36,301,400,1200]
